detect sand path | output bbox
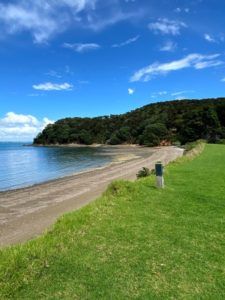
[0,146,183,247]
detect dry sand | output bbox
[0,146,184,247]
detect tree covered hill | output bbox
[34,98,225,146]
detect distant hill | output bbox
[34,98,225,146]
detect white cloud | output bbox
[174,7,181,13]
[33,82,73,91]
[0,112,54,141]
[0,2,64,44]
[151,90,194,100]
[171,90,194,96]
[128,88,135,95]
[63,43,100,53]
[28,93,44,97]
[45,66,74,79]
[151,91,168,98]
[42,117,54,128]
[174,7,190,13]
[59,0,96,11]
[148,18,187,35]
[160,40,177,52]
[221,78,225,82]
[130,53,223,82]
[194,60,222,69]
[204,34,215,43]
[1,112,39,126]
[46,70,62,78]
[84,9,143,31]
[158,91,167,96]
[0,0,141,43]
[112,35,140,48]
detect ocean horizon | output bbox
[0,142,113,191]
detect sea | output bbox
[0,142,114,191]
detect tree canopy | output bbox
[34,98,225,146]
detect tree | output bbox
[108,131,123,145]
[202,108,222,142]
[78,130,93,145]
[140,123,168,146]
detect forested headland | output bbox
[34,98,225,146]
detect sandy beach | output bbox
[0,146,184,247]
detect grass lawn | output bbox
[1,144,225,299]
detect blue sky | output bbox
[0,0,225,141]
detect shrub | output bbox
[184,139,206,152]
[136,167,151,179]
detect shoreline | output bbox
[31,143,142,148]
[0,145,147,193]
[0,151,142,194]
[0,146,184,247]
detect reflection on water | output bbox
[0,143,112,191]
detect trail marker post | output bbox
[155,161,164,188]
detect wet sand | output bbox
[0,146,184,247]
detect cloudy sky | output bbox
[0,0,225,141]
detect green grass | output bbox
[1,144,225,299]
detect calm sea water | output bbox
[0,143,113,191]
